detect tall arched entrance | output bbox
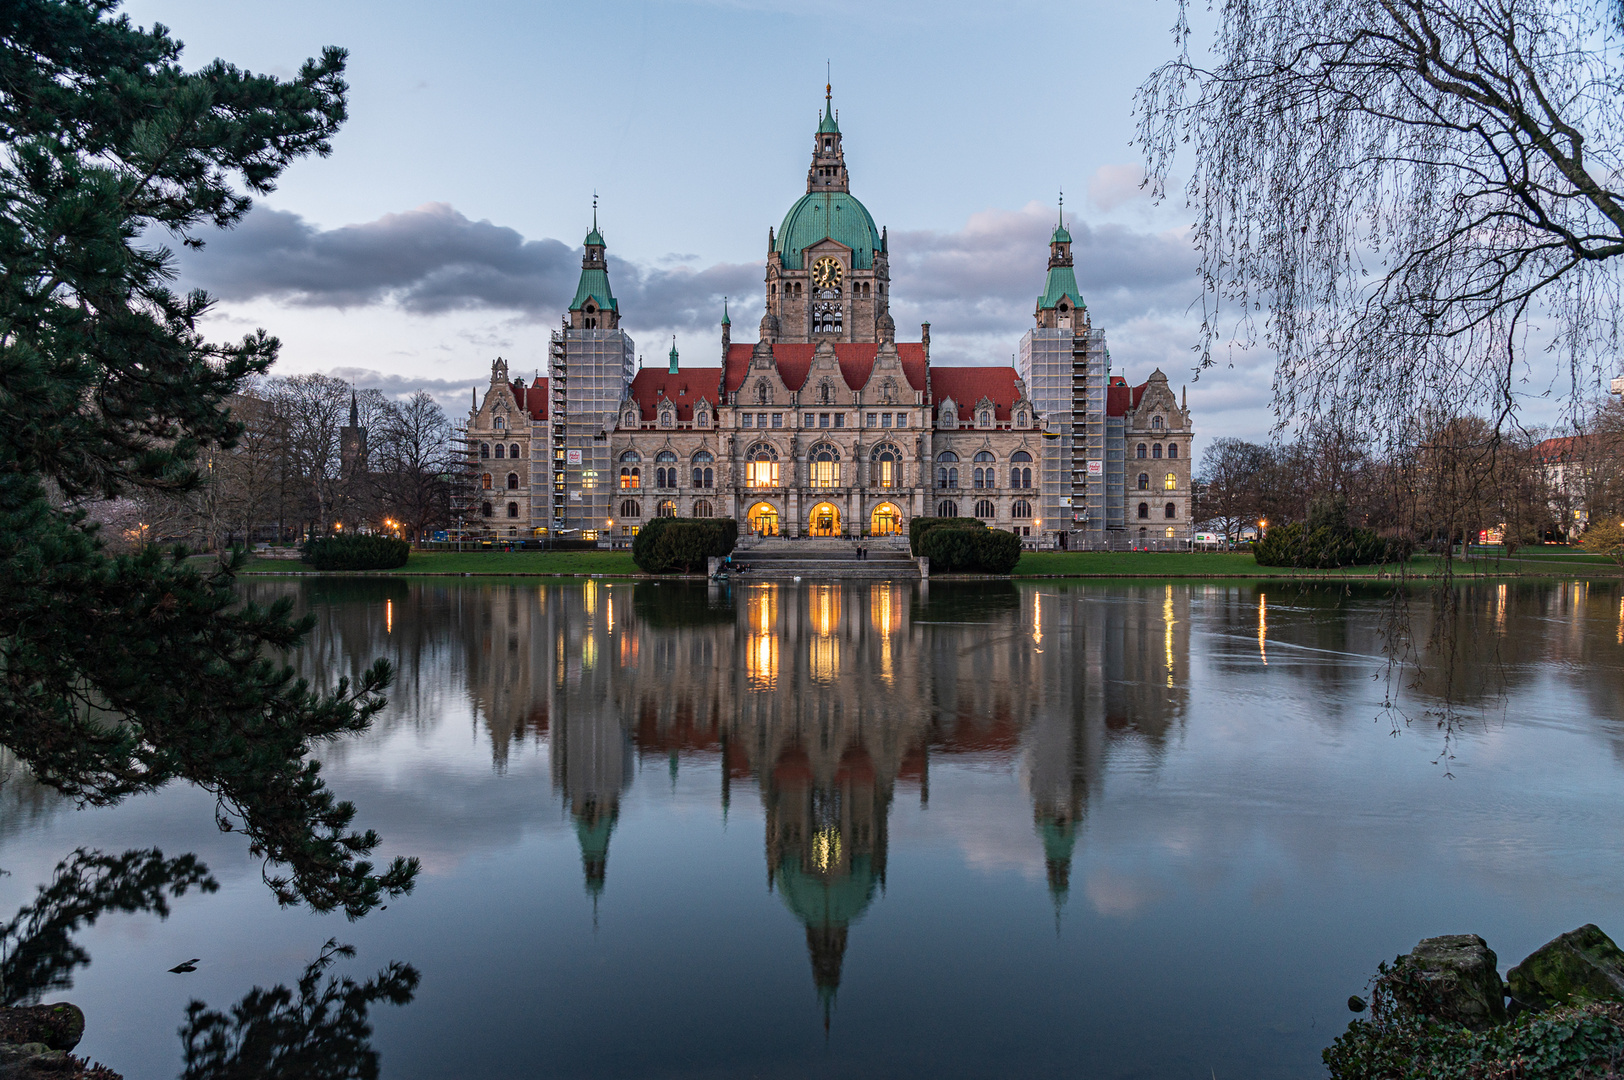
[870,503,902,536]
[808,502,841,537]
[749,502,780,536]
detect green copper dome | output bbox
[1051,224,1072,244]
[775,191,880,270]
[818,107,840,135]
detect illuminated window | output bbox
[619,467,640,489]
[810,445,841,487]
[481,473,492,490]
[658,500,676,518]
[1165,472,1177,490]
[872,444,899,488]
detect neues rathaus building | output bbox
[462,90,1193,548]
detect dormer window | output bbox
[659,410,674,427]
[623,411,637,428]
[494,416,504,430]
[978,410,992,428]
[1153,415,1164,430]
[696,411,709,427]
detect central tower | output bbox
[763,87,891,344]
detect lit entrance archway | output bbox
[870,503,902,536]
[809,502,842,537]
[749,503,780,536]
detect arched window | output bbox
[937,501,959,518]
[809,444,841,488]
[620,450,641,462]
[1138,502,1150,519]
[507,502,519,518]
[978,410,992,427]
[659,410,674,427]
[692,451,714,489]
[1015,410,1028,427]
[974,499,995,519]
[493,444,504,459]
[481,501,493,517]
[1153,443,1162,459]
[1152,415,1163,429]
[1168,443,1179,459]
[1166,526,1176,538]
[619,499,641,519]
[656,451,677,489]
[693,500,713,518]
[936,450,960,462]
[1136,444,1147,459]
[623,410,638,428]
[510,443,521,458]
[871,443,900,488]
[494,416,505,430]
[1165,472,1177,490]
[1165,502,1177,519]
[480,443,490,458]
[481,473,492,490]
[746,443,779,487]
[657,500,676,518]
[619,467,640,489]
[696,410,709,427]
[1012,499,1032,519]
[973,451,995,490]
[507,473,519,490]
[1010,450,1032,489]
[1138,473,1149,490]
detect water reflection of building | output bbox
[441,580,1194,1005]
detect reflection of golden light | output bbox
[386,598,393,634]
[747,585,779,689]
[811,827,842,873]
[1496,583,1506,632]
[582,634,597,670]
[620,631,639,666]
[813,584,840,637]
[1032,591,1043,647]
[811,634,840,683]
[1617,596,1623,645]
[1164,584,1176,685]
[584,579,597,618]
[870,585,900,684]
[606,593,613,634]
[1258,592,1268,666]
[556,632,566,687]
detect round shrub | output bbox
[918,522,1023,573]
[632,517,738,574]
[301,534,411,571]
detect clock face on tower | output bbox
[811,257,843,290]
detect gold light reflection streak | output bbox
[582,633,597,670]
[871,585,898,684]
[1032,591,1043,648]
[747,586,779,690]
[811,827,842,873]
[1495,583,1506,633]
[810,584,840,683]
[606,592,613,634]
[556,632,565,688]
[1164,584,1176,686]
[386,598,393,634]
[584,579,597,618]
[1617,596,1623,645]
[1258,592,1268,666]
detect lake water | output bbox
[7,578,1624,1079]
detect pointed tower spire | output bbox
[668,336,679,375]
[721,297,731,326]
[349,390,359,428]
[808,80,848,193]
[570,199,618,329]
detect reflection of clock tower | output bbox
[763,85,891,344]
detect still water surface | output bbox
[7,578,1624,1078]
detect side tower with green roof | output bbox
[549,211,635,537]
[1018,200,1112,547]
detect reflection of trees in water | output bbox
[0,848,215,1006]
[179,938,417,1080]
[0,847,417,1078]
[0,748,65,844]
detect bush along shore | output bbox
[0,1003,120,1078]
[1328,924,1624,1078]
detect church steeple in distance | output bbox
[808,79,849,194]
[570,194,619,330]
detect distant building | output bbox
[464,89,1194,546]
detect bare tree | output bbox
[1139,0,1624,438]
[268,374,350,534]
[374,392,451,542]
[1195,437,1273,541]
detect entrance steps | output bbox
[728,537,920,580]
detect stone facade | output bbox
[462,91,1193,546]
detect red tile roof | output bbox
[627,368,721,422]
[723,343,928,395]
[510,378,549,421]
[1536,434,1601,463]
[929,366,1024,421]
[1107,381,1146,417]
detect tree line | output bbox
[80,374,455,552]
[1193,405,1624,551]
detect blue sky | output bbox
[131,0,1277,448]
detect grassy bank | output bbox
[237,550,642,576]
[1010,550,1624,579]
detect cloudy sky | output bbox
[130,0,1274,449]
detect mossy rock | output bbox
[0,1003,84,1051]
[1508,924,1624,1010]
[1400,934,1507,1030]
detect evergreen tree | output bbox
[0,1,415,917]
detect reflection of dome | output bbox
[775,192,881,270]
[1037,811,1080,905]
[574,798,618,898]
[776,853,879,1022]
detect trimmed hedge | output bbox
[909,515,988,556]
[301,534,411,571]
[917,520,1024,573]
[631,517,738,574]
[1254,496,1411,569]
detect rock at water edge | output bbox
[1508,924,1624,1010]
[1401,933,1508,1030]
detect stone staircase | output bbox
[727,536,922,580]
